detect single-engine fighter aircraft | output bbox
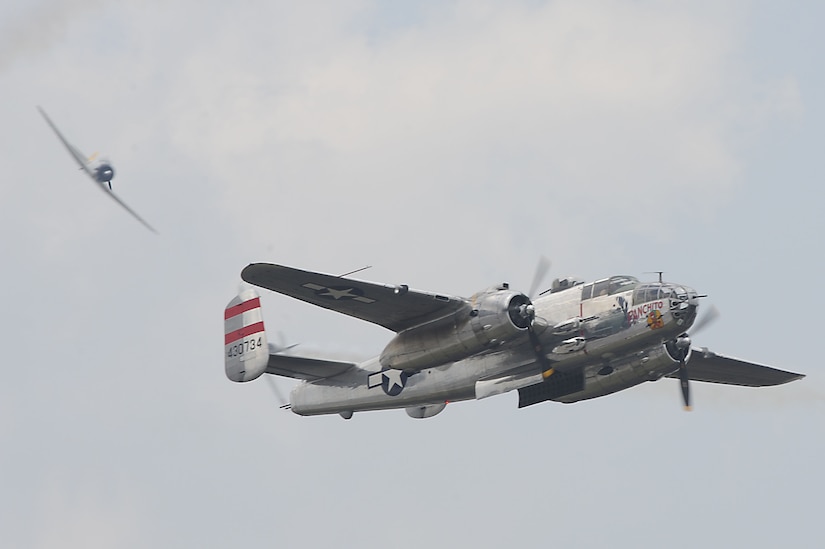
[224,263,804,419]
[37,106,157,233]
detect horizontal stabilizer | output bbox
[265,354,356,381]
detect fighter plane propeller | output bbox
[37,106,157,233]
[224,263,804,420]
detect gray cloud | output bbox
[0,0,103,74]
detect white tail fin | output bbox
[224,289,269,382]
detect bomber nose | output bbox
[669,285,699,327]
[669,285,697,307]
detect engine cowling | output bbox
[379,287,532,371]
[95,163,115,183]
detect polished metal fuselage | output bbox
[290,279,698,416]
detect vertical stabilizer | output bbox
[224,289,269,382]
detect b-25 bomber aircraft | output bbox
[224,263,803,419]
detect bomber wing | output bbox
[668,348,804,387]
[241,263,471,333]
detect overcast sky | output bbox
[2,1,824,547]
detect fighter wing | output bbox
[37,106,95,177]
[241,263,471,333]
[38,106,157,233]
[666,348,804,387]
[104,190,158,233]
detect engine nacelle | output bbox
[379,287,532,371]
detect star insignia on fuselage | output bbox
[367,368,410,396]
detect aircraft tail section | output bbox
[224,289,269,382]
[224,288,358,384]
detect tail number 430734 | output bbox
[227,336,263,358]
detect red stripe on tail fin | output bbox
[224,297,261,320]
[225,321,265,345]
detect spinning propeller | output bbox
[528,256,552,300]
[516,257,556,377]
[266,332,298,410]
[673,304,720,410]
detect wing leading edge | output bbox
[38,106,95,176]
[242,263,471,333]
[667,349,804,387]
[103,190,157,233]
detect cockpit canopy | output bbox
[580,276,639,300]
[633,283,668,305]
[631,283,694,305]
[582,275,639,301]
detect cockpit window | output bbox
[593,279,610,297]
[580,276,640,301]
[608,276,639,295]
[632,283,667,305]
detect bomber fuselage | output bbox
[290,276,699,416]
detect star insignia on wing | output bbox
[320,287,358,300]
[301,283,376,303]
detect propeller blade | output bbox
[678,359,692,411]
[264,375,289,408]
[691,304,720,336]
[528,325,555,377]
[528,256,552,299]
[269,331,299,354]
